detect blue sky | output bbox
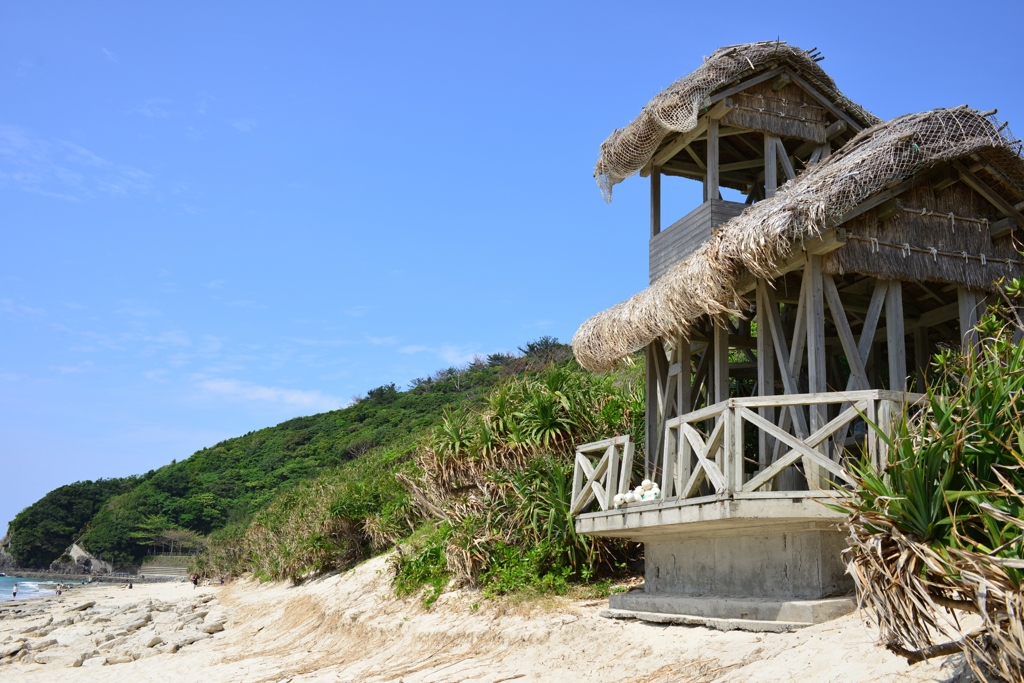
[2,1,1022,528]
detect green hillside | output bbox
[5,339,571,569]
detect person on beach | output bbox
[11,583,17,599]
[191,574,199,589]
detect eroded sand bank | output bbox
[1,556,964,682]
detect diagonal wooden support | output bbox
[743,402,864,492]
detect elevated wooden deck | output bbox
[571,389,925,539]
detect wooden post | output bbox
[650,167,661,237]
[914,326,929,391]
[645,339,668,479]
[765,134,779,198]
[885,281,907,391]
[677,335,692,420]
[713,321,729,405]
[707,118,720,202]
[805,256,827,487]
[958,288,983,354]
[755,279,775,471]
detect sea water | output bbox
[0,575,59,601]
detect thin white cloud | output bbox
[0,125,152,199]
[367,336,397,346]
[52,361,95,375]
[198,378,343,412]
[438,344,480,365]
[398,343,480,365]
[132,99,171,118]
[205,279,227,290]
[116,303,160,317]
[101,48,118,64]
[228,119,257,133]
[399,345,428,354]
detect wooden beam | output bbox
[991,217,1017,239]
[776,138,796,181]
[823,274,869,390]
[707,118,720,202]
[644,120,708,176]
[952,161,1024,226]
[958,288,984,354]
[756,281,776,471]
[684,145,706,170]
[932,167,959,192]
[804,227,847,255]
[713,321,729,405]
[765,134,778,198]
[785,70,862,132]
[771,72,792,92]
[646,339,668,477]
[650,168,661,237]
[914,326,928,391]
[721,158,766,172]
[885,281,907,391]
[875,198,902,222]
[759,280,809,438]
[709,67,786,104]
[805,257,828,425]
[793,120,846,161]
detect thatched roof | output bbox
[594,41,879,201]
[574,107,1024,372]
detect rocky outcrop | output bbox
[47,544,114,575]
[0,531,15,572]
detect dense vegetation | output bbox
[196,355,645,602]
[837,292,1024,681]
[4,338,579,570]
[6,478,139,568]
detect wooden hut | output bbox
[568,41,1024,629]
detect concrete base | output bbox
[645,528,853,599]
[606,592,856,632]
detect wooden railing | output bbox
[569,435,634,516]
[571,390,924,515]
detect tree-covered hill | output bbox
[4,478,139,568]
[4,339,571,569]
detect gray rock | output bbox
[144,636,164,648]
[0,641,25,658]
[26,638,58,650]
[200,621,224,634]
[67,601,96,612]
[125,614,152,632]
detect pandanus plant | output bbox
[836,299,1024,682]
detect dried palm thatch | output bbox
[594,40,878,201]
[573,107,1024,372]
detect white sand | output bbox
[1,557,965,682]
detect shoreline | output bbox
[3,571,186,584]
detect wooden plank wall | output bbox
[649,199,746,283]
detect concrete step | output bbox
[139,559,191,578]
[605,592,856,632]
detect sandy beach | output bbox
[1,555,965,683]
